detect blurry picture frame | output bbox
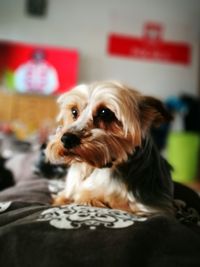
[0,41,79,95]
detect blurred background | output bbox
[0,0,199,188]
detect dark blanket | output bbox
[0,177,200,267]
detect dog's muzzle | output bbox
[61,133,80,149]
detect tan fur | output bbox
[46,81,169,215]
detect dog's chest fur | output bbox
[63,163,152,214]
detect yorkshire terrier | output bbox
[46,81,174,216]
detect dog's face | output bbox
[46,81,171,168]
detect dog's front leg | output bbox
[74,190,109,208]
[52,191,72,206]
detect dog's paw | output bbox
[52,194,72,206]
[75,197,108,208]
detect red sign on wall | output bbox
[108,22,191,65]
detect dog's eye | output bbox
[71,107,78,119]
[96,108,115,122]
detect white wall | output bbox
[0,0,200,99]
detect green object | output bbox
[166,132,200,183]
[4,69,15,91]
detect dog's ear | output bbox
[139,96,173,132]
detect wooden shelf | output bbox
[0,90,58,130]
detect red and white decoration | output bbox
[0,41,79,94]
[108,22,191,65]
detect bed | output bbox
[0,154,200,267]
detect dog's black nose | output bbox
[61,133,80,149]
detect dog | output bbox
[46,81,174,216]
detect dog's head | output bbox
[46,81,172,168]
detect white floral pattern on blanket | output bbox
[0,201,12,213]
[37,204,147,230]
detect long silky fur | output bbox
[46,80,174,215]
[115,136,174,213]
